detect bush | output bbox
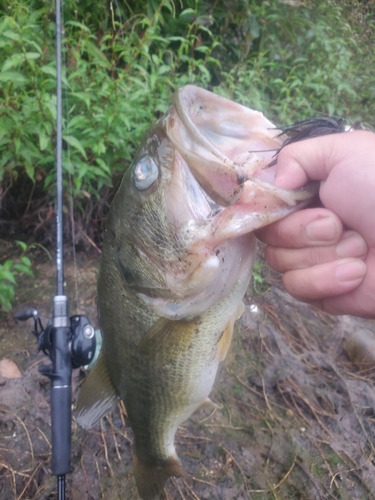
[0,0,220,201]
[217,0,375,125]
[0,241,33,312]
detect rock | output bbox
[0,359,22,378]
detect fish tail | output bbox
[133,452,184,500]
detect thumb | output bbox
[272,131,366,190]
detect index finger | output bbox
[255,208,342,248]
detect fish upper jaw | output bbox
[168,85,289,206]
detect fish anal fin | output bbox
[217,301,244,363]
[133,452,184,500]
[75,352,118,429]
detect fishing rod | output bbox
[15,1,97,499]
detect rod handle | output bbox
[51,385,72,476]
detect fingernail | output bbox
[306,216,339,243]
[335,259,366,283]
[336,232,368,258]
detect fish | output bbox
[76,85,317,499]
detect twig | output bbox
[273,453,297,490]
[182,477,201,500]
[172,477,187,499]
[36,427,51,449]
[13,414,34,466]
[0,462,18,498]
[106,415,121,461]
[191,476,216,488]
[221,446,249,495]
[17,462,41,500]
[94,457,105,500]
[82,231,102,254]
[100,419,114,477]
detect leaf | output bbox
[66,21,91,32]
[40,65,56,77]
[158,64,171,75]
[25,52,40,61]
[62,135,87,159]
[3,260,13,270]
[41,65,69,87]
[179,8,195,23]
[85,41,111,69]
[21,255,32,268]
[95,158,111,174]
[2,29,21,41]
[14,263,34,277]
[39,132,49,151]
[15,241,27,251]
[0,71,27,83]
[1,269,17,285]
[2,53,24,72]
[79,165,89,179]
[24,162,35,180]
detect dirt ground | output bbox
[1,248,375,500]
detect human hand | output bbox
[256,130,375,318]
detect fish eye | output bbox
[133,156,159,191]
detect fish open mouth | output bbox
[166,85,286,206]
[164,85,317,241]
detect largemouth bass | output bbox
[76,85,317,499]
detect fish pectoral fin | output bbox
[200,397,223,411]
[75,352,118,429]
[133,452,184,500]
[236,301,245,320]
[139,317,197,361]
[217,302,244,363]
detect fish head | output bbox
[106,85,317,319]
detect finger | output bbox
[273,131,372,190]
[264,231,368,273]
[256,208,342,249]
[282,258,366,302]
[315,255,375,317]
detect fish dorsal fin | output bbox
[139,317,197,361]
[75,352,118,429]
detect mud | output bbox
[1,251,375,500]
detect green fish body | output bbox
[77,85,315,499]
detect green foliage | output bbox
[0,241,34,312]
[251,260,270,295]
[1,0,373,201]
[217,0,375,125]
[0,0,220,200]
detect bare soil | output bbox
[1,250,375,500]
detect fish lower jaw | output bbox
[165,255,221,296]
